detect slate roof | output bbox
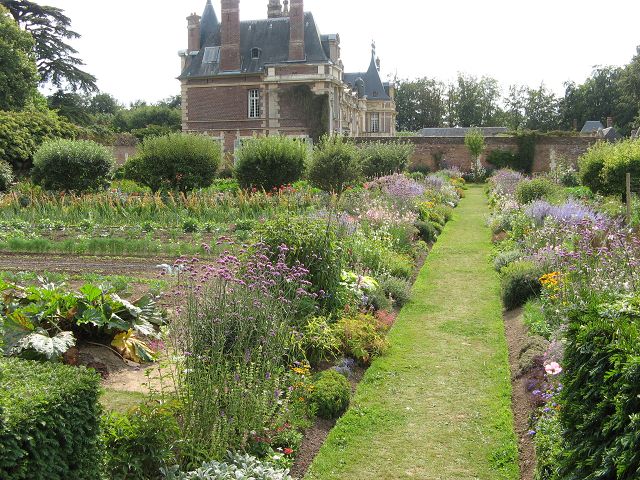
[200,0,219,48]
[418,127,508,137]
[600,127,622,142]
[344,53,391,100]
[581,120,604,134]
[180,10,330,79]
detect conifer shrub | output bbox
[124,133,221,192]
[309,370,351,419]
[308,135,360,193]
[31,139,114,192]
[234,136,307,190]
[0,358,102,480]
[358,140,415,178]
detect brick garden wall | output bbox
[354,136,598,173]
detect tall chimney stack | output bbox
[288,0,304,61]
[187,13,201,52]
[221,0,241,71]
[607,116,614,128]
[268,0,282,18]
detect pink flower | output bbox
[545,362,563,376]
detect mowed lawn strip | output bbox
[305,185,519,480]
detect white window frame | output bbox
[248,89,261,118]
[370,112,380,133]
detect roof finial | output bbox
[283,0,289,14]
[371,40,376,56]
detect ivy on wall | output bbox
[284,85,329,142]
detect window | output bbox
[248,89,260,118]
[251,48,261,60]
[370,113,380,133]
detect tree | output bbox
[523,84,560,131]
[449,74,502,127]
[464,128,486,181]
[395,78,446,131]
[0,5,39,110]
[47,90,91,125]
[504,85,527,130]
[88,93,120,115]
[1,0,97,92]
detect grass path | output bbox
[305,185,519,480]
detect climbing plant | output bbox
[283,85,329,142]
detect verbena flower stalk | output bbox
[168,243,314,463]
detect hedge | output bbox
[0,358,102,479]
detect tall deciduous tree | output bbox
[1,0,97,92]
[449,74,502,127]
[395,78,446,131]
[0,5,39,110]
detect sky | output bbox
[40,0,640,105]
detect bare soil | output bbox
[503,308,539,480]
[0,252,173,276]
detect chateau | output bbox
[179,0,397,152]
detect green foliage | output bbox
[113,104,181,133]
[299,316,340,367]
[395,77,447,131]
[486,149,519,170]
[0,5,38,110]
[335,313,389,366]
[308,135,360,193]
[515,178,556,204]
[3,0,97,92]
[493,249,522,272]
[309,370,351,419]
[125,133,221,192]
[0,108,76,171]
[598,139,640,197]
[235,136,307,190]
[101,404,180,480]
[254,217,342,311]
[0,358,102,480]
[500,260,542,310]
[31,139,114,192]
[0,160,14,192]
[464,128,485,159]
[523,298,551,339]
[358,140,415,178]
[379,275,412,308]
[533,410,563,480]
[282,85,329,142]
[415,220,438,243]
[559,297,640,479]
[163,453,293,480]
[1,279,163,363]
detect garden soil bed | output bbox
[0,252,173,275]
[503,307,538,480]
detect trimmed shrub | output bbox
[515,178,556,205]
[124,133,221,192]
[379,275,412,308]
[559,299,640,479]
[309,370,351,419]
[358,140,415,178]
[0,108,76,172]
[308,135,360,193]
[101,404,180,480]
[600,138,640,197]
[335,313,389,365]
[500,260,542,310]
[31,139,114,192]
[0,160,14,192]
[0,358,102,479]
[254,216,342,312]
[578,141,608,194]
[235,136,307,190]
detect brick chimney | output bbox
[288,0,305,61]
[221,0,241,71]
[607,116,614,128]
[187,13,201,52]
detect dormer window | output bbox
[372,91,379,97]
[251,48,261,60]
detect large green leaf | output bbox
[2,311,35,354]
[79,283,104,303]
[12,329,75,360]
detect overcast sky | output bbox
[41,0,640,105]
